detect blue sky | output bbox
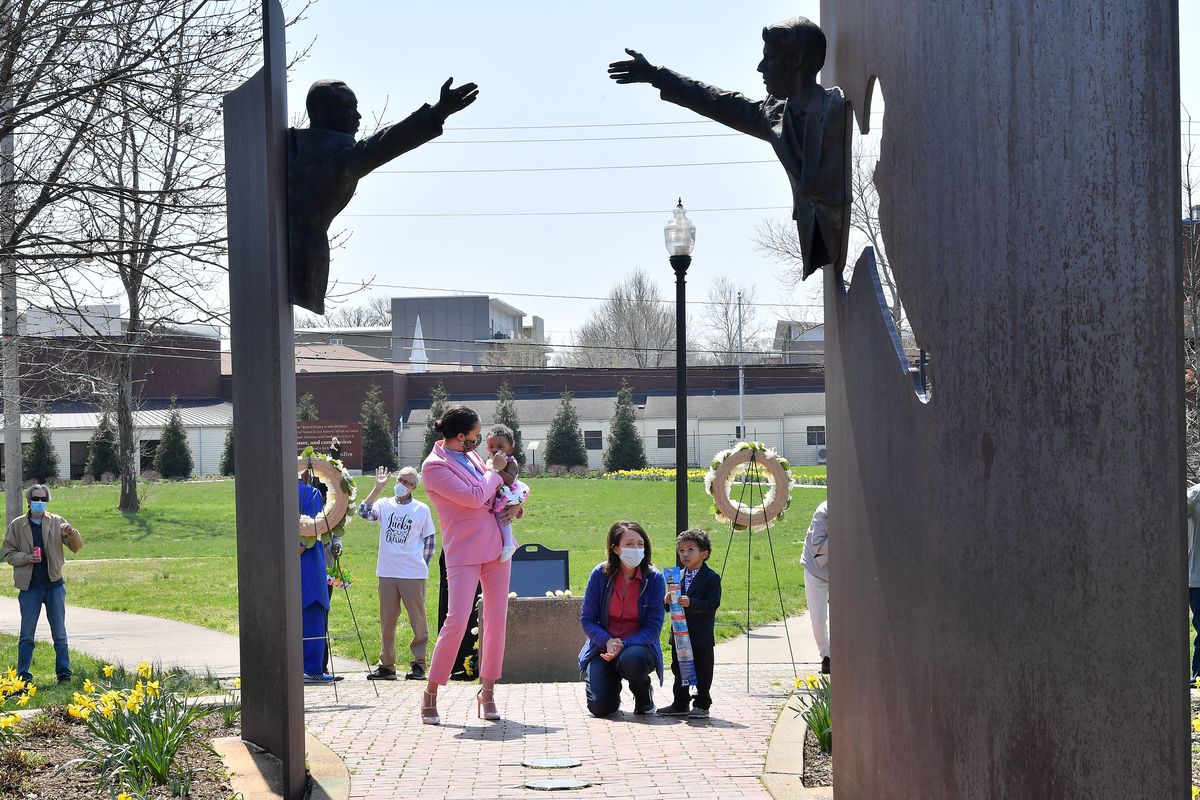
[282,2,1199,347]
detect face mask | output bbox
[29,501,47,514]
[394,483,412,498]
[619,547,644,569]
[460,436,480,451]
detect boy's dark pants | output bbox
[670,639,715,709]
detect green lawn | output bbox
[0,634,218,710]
[0,478,826,661]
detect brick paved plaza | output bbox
[304,663,800,799]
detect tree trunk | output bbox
[116,352,139,512]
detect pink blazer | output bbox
[422,443,505,567]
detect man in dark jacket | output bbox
[608,16,848,279]
[658,529,722,718]
[288,77,478,313]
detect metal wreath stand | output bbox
[709,446,799,691]
[301,455,379,701]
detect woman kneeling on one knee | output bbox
[578,521,666,717]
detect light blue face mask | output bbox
[29,501,47,514]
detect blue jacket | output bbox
[578,562,667,683]
[299,480,329,609]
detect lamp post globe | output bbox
[665,199,695,540]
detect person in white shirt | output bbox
[801,500,829,674]
[1187,484,1200,684]
[358,466,438,681]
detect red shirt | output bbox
[607,569,642,640]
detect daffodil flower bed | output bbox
[0,669,34,743]
[68,661,214,795]
[793,673,832,754]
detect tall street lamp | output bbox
[665,199,696,537]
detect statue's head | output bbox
[758,17,826,98]
[306,80,361,135]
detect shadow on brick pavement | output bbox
[304,662,814,799]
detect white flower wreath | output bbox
[297,448,357,548]
[703,442,792,532]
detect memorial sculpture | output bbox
[287,78,479,313]
[608,16,848,278]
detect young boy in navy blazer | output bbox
[659,528,722,718]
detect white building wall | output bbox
[781,414,829,466]
[397,405,828,472]
[30,425,229,480]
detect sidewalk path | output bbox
[0,598,360,678]
[715,612,821,666]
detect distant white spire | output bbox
[410,315,428,373]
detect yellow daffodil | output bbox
[794,677,803,689]
[145,680,160,698]
[117,793,134,800]
[805,675,820,690]
[102,664,115,678]
[0,715,18,729]
[82,679,95,694]
[17,694,28,707]
[1192,787,1198,799]
[125,696,142,713]
[136,662,152,679]
[1193,716,1200,734]
[67,704,81,719]
[234,677,241,689]
[25,685,35,697]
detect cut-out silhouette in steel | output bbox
[287,78,478,314]
[609,16,848,278]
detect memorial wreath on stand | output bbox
[703,441,792,532]
[704,441,799,689]
[297,447,357,588]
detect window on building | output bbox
[657,429,675,449]
[69,441,89,480]
[735,426,743,438]
[807,425,826,446]
[327,337,343,345]
[584,430,602,450]
[140,440,160,473]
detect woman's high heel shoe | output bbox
[476,688,500,721]
[421,690,441,725]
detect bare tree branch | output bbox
[564,268,688,368]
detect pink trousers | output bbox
[428,557,512,684]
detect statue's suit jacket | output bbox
[287,105,443,313]
[651,68,848,278]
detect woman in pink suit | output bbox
[421,405,521,724]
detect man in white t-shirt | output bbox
[358,466,438,680]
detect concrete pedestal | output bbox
[498,597,584,684]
